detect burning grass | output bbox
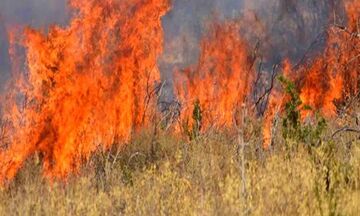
[0,0,359,183]
[0,0,359,214]
[0,110,359,215]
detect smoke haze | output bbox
[0,0,68,89]
[161,0,345,69]
[159,0,344,100]
[0,0,346,91]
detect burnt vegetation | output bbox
[0,0,359,215]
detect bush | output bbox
[279,75,327,149]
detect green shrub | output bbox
[183,99,203,140]
[279,75,327,149]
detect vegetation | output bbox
[0,117,359,215]
[0,81,359,216]
[279,75,327,148]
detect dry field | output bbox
[0,105,359,216]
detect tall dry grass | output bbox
[0,104,359,216]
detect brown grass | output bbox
[0,108,359,216]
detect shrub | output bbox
[279,75,327,149]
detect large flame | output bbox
[0,0,358,183]
[0,0,170,182]
[262,0,359,148]
[175,22,255,131]
[299,0,359,118]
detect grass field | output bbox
[0,1,358,215]
[0,108,359,216]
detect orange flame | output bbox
[262,0,359,148]
[0,0,170,182]
[298,0,359,119]
[0,0,358,183]
[262,90,284,149]
[297,1,360,117]
[175,21,255,131]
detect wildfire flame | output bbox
[0,0,170,182]
[262,0,359,148]
[175,21,255,130]
[0,0,358,184]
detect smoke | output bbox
[0,0,346,93]
[0,0,355,182]
[0,0,68,90]
[159,0,345,101]
[243,0,345,64]
[0,0,68,27]
[159,0,244,100]
[0,17,10,91]
[160,0,243,76]
[160,0,345,68]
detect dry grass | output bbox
[0,110,359,216]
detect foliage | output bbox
[183,99,203,140]
[0,79,359,215]
[0,122,359,215]
[279,75,327,148]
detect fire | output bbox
[0,0,358,183]
[262,0,359,148]
[298,1,359,118]
[173,0,358,148]
[341,0,360,97]
[0,0,170,182]
[298,59,344,119]
[262,90,283,149]
[175,22,255,131]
